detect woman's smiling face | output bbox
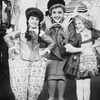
[51,7,64,23]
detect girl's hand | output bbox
[64,44,73,52]
[7,30,21,39]
[81,48,84,54]
[6,28,13,34]
[39,49,47,57]
[65,44,83,53]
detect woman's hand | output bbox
[61,17,73,31]
[39,48,50,57]
[44,16,53,30]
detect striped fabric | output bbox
[66,2,88,14]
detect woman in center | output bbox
[41,0,72,100]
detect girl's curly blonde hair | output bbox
[74,15,93,30]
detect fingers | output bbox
[6,28,13,34]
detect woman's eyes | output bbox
[58,11,62,14]
[52,11,62,14]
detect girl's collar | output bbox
[29,27,39,34]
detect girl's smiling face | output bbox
[51,7,64,23]
[28,16,39,28]
[75,18,85,33]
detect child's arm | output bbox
[4,30,21,48]
[64,43,83,53]
[39,30,55,54]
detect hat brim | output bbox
[26,8,44,22]
[49,4,66,15]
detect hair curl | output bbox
[25,15,41,41]
[74,15,93,30]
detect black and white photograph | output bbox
[0,0,100,100]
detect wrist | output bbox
[79,48,83,53]
[92,44,96,48]
[45,48,50,54]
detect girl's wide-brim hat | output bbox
[25,7,44,22]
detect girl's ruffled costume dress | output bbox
[4,30,55,100]
[65,29,100,79]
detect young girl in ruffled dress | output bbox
[64,15,100,100]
